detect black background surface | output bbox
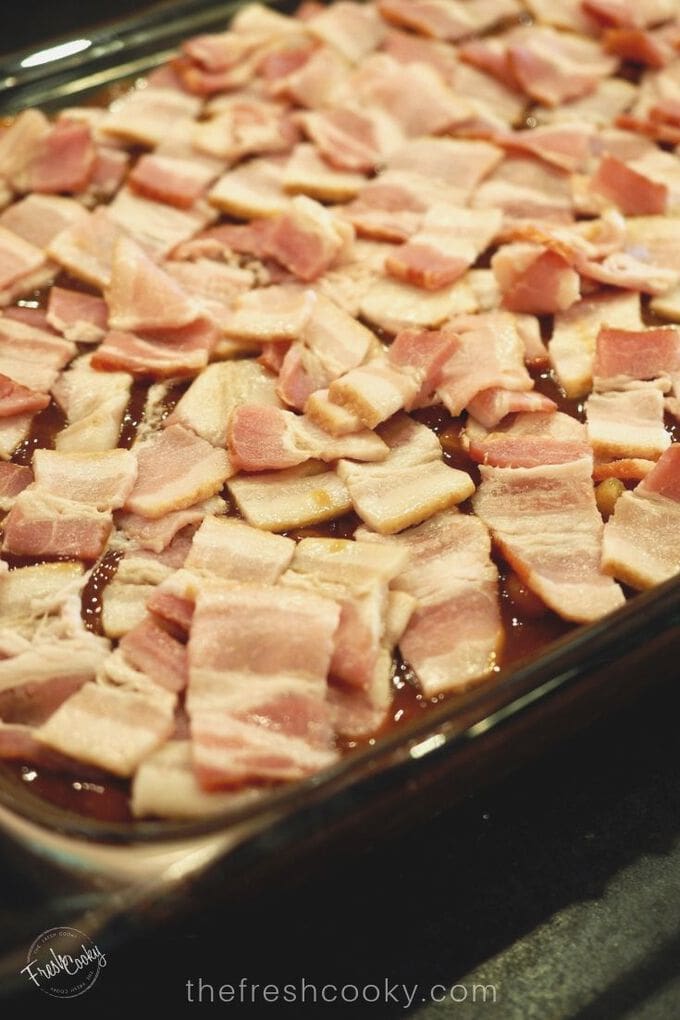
[2,5,680,1017]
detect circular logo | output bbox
[21,927,106,998]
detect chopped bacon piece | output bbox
[386,206,502,291]
[92,318,217,379]
[492,244,580,314]
[46,287,108,344]
[1,490,112,561]
[378,0,521,41]
[0,193,88,249]
[0,316,75,392]
[496,123,596,173]
[593,325,680,389]
[437,314,532,415]
[299,106,403,173]
[37,677,176,778]
[465,411,590,468]
[587,388,670,459]
[308,1,386,62]
[117,495,225,554]
[129,153,217,209]
[357,510,502,695]
[0,109,50,190]
[466,388,557,428]
[222,284,316,342]
[47,207,123,289]
[0,462,33,503]
[125,424,232,519]
[20,121,95,195]
[262,196,353,281]
[188,585,340,787]
[473,457,625,622]
[228,461,352,532]
[119,616,188,693]
[209,157,290,219]
[590,153,668,214]
[550,290,643,399]
[338,415,474,534]
[283,144,365,202]
[108,187,213,260]
[167,360,280,448]
[472,155,574,226]
[106,237,202,333]
[186,515,295,582]
[32,449,138,511]
[507,26,618,108]
[102,86,201,148]
[0,226,49,306]
[603,445,680,588]
[603,27,674,69]
[0,374,50,418]
[52,355,131,453]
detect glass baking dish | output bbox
[0,0,679,992]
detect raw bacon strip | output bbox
[0,193,88,249]
[125,424,232,519]
[0,227,50,307]
[128,153,217,209]
[593,325,680,390]
[378,0,521,41]
[385,206,502,291]
[388,137,504,194]
[19,120,95,195]
[270,46,350,110]
[106,237,203,333]
[0,562,83,627]
[47,288,108,344]
[228,461,352,532]
[549,291,643,398]
[586,389,671,459]
[437,314,532,416]
[188,585,340,787]
[119,616,188,693]
[337,415,474,535]
[291,536,409,586]
[466,388,557,428]
[229,403,388,470]
[185,515,295,581]
[473,457,625,622]
[92,319,217,379]
[602,445,680,588]
[167,360,281,448]
[52,355,131,453]
[492,244,580,314]
[465,411,591,468]
[37,677,176,778]
[0,374,50,418]
[0,317,75,392]
[533,77,637,126]
[32,449,138,511]
[507,26,618,108]
[117,495,225,553]
[357,510,502,696]
[496,123,596,173]
[1,490,112,561]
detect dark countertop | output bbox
[2,5,680,1017]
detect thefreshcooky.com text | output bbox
[185,977,498,1009]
